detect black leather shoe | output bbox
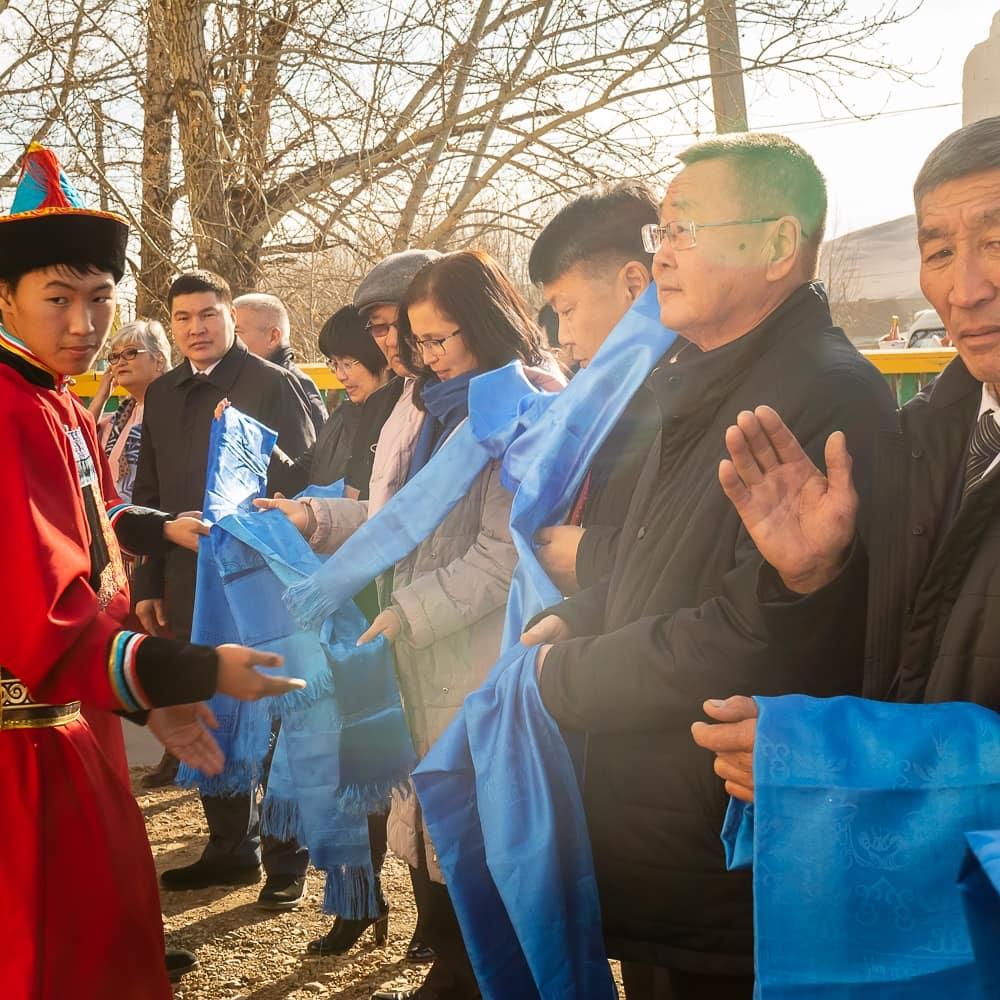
[370,990,421,1000]
[160,858,261,890]
[165,947,198,983]
[405,936,435,963]
[257,874,307,910]
[142,751,179,789]
[307,909,388,955]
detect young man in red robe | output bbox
[0,144,304,999]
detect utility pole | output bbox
[705,0,748,133]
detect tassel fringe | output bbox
[283,575,334,631]
[322,864,380,920]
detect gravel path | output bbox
[141,773,425,1000]
[141,769,623,999]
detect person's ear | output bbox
[0,280,14,314]
[621,261,651,304]
[765,217,801,282]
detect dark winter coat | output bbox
[537,283,896,974]
[269,376,403,498]
[132,340,315,638]
[269,344,327,434]
[772,354,1000,712]
[574,386,660,589]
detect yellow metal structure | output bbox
[861,348,955,375]
[69,353,954,400]
[72,363,344,397]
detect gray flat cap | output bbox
[354,249,444,313]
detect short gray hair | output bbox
[233,292,290,342]
[677,132,827,273]
[109,318,171,367]
[913,116,1000,217]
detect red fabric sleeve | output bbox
[2,391,134,711]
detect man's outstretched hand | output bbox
[691,696,759,803]
[214,644,305,701]
[148,703,223,775]
[718,406,857,594]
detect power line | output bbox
[649,101,962,142]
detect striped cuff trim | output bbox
[107,630,152,712]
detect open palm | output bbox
[148,703,224,776]
[718,406,857,594]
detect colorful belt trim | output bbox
[0,670,81,731]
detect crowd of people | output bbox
[1,111,998,1000]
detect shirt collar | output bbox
[190,357,223,377]
[977,383,1000,427]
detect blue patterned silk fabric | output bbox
[722,695,1000,998]
[177,408,415,917]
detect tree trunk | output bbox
[163,0,231,279]
[136,0,175,321]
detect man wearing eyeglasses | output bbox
[520,133,896,999]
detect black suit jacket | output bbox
[132,340,315,637]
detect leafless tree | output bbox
[1,0,922,339]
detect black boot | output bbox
[160,857,261,890]
[142,751,179,789]
[406,935,435,963]
[165,947,198,983]
[307,908,389,955]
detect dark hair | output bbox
[913,116,1000,215]
[167,269,233,311]
[677,133,827,273]
[537,304,560,349]
[396,250,547,401]
[0,257,119,293]
[528,182,658,285]
[317,305,387,376]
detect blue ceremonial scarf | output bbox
[958,830,1000,995]
[284,361,544,627]
[722,695,1000,998]
[414,284,676,999]
[177,408,415,917]
[407,370,477,481]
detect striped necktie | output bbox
[963,409,1000,497]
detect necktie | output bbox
[963,409,1000,497]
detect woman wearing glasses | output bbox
[89,319,171,502]
[269,305,400,499]
[333,251,565,998]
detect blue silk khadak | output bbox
[415,283,676,1000]
[723,695,1000,999]
[178,408,415,918]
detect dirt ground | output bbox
[139,769,623,999]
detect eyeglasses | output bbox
[326,357,362,374]
[365,321,395,339]
[407,329,463,357]
[107,347,149,365]
[640,218,782,253]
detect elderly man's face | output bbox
[235,307,279,358]
[653,159,781,351]
[918,169,1000,386]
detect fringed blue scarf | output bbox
[407,370,477,481]
[177,408,416,918]
[283,362,545,628]
[723,695,1000,998]
[413,284,676,1000]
